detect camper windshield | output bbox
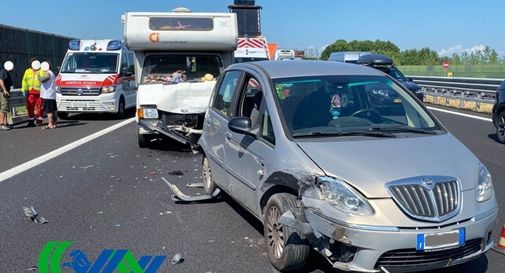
[142,54,222,85]
[61,53,119,74]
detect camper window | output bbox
[149,17,214,31]
[141,54,222,84]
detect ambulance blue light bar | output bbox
[68,40,81,50]
[107,40,123,51]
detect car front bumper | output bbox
[300,204,497,272]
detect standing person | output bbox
[21,59,45,127]
[0,61,14,131]
[38,62,57,129]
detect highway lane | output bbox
[0,112,134,173]
[0,108,504,273]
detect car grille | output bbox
[61,87,101,96]
[375,239,482,271]
[161,113,202,129]
[388,179,459,222]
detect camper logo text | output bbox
[39,241,166,273]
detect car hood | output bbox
[296,133,480,198]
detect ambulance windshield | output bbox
[61,52,119,74]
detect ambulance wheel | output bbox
[116,97,125,118]
[138,133,153,148]
[58,112,68,119]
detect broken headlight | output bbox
[477,164,494,202]
[316,176,374,216]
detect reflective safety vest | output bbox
[21,68,46,93]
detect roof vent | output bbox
[172,7,191,13]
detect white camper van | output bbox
[123,9,238,149]
[56,39,137,118]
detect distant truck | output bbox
[234,37,270,63]
[275,49,295,60]
[56,39,137,118]
[123,8,238,149]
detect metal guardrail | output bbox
[408,75,502,102]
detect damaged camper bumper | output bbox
[280,197,496,273]
[138,118,202,147]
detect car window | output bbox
[260,108,275,145]
[126,53,135,74]
[213,71,241,117]
[238,76,264,126]
[273,75,438,136]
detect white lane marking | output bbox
[0,118,135,183]
[427,107,493,122]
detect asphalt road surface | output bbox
[0,108,504,273]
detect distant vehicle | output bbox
[123,8,238,149]
[328,51,370,63]
[234,37,270,63]
[492,80,505,143]
[55,39,137,118]
[199,61,497,273]
[357,54,424,101]
[275,49,295,60]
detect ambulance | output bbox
[122,8,238,149]
[55,39,137,118]
[234,37,270,63]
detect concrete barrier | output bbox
[423,92,494,113]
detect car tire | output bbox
[264,193,310,272]
[138,133,152,148]
[57,112,68,119]
[117,97,125,119]
[496,112,505,143]
[202,155,217,195]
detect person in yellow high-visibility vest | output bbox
[22,59,46,126]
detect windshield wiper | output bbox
[292,130,396,138]
[370,126,439,135]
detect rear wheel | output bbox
[264,193,310,272]
[496,112,505,143]
[202,155,217,195]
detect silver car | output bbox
[198,61,498,272]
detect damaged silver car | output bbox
[198,61,498,272]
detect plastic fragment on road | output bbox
[25,266,38,271]
[161,177,220,202]
[22,206,48,224]
[171,253,183,265]
[80,165,94,169]
[186,183,204,188]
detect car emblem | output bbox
[77,89,83,96]
[422,178,435,190]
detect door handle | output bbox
[205,117,211,126]
[257,161,265,177]
[225,131,232,140]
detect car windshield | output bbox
[142,54,222,85]
[385,67,408,81]
[61,53,119,74]
[273,75,440,138]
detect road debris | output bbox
[185,183,204,188]
[169,170,184,176]
[25,266,38,271]
[161,177,220,202]
[80,165,94,169]
[171,253,184,265]
[22,206,48,224]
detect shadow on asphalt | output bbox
[62,109,135,121]
[488,133,499,143]
[148,138,192,152]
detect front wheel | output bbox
[138,133,153,148]
[496,112,505,143]
[116,97,125,118]
[264,193,310,272]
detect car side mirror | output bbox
[228,117,255,137]
[407,78,414,82]
[122,70,133,77]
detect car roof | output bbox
[230,60,385,79]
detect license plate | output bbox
[71,102,88,108]
[416,228,465,251]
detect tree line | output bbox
[320,39,505,65]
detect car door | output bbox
[203,70,243,190]
[224,71,276,214]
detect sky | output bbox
[1,0,504,57]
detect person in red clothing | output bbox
[22,59,46,126]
